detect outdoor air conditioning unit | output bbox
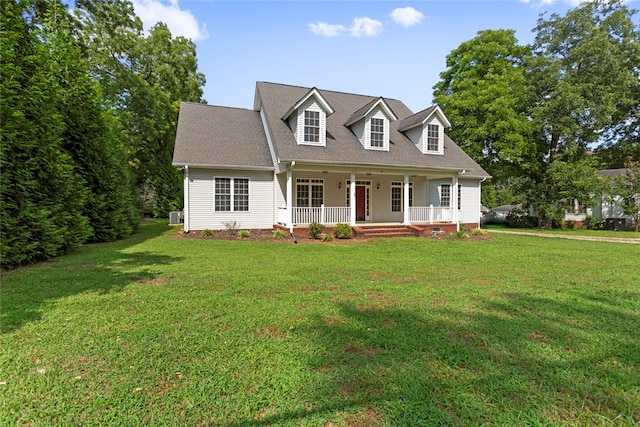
[605,218,626,231]
[169,211,184,225]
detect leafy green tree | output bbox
[125,23,205,216]
[593,96,640,169]
[434,1,640,226]
[525,0,639,226]
[72,2,205,217]
[1,0,90,269]
[434,30,533,208]
[434,30,533,183]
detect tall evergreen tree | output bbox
[45,6,140,241]
[1,0,90,269]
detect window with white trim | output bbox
[427,124,439,152]
[296,178,324,207]
[440,184,451,207]
[215,177,249,212]
[304,110,320,143]
[391,181,413,212]
[370,118,384,148]
[458,184,461,210]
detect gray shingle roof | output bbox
[173,102,273,169]
[344,97,397,127]
[396,106,437,132]
[597,168,628,178]
[256,82,490,178]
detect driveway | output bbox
[488,229,640,244]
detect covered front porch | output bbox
[275,164,462,231]
[277,205,455,227]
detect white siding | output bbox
[427,179,450,206]
[405,126,423,148]
[187,168,275,230]
[458,178,481,224]
[352,120,365,148]
[597,194,626,218]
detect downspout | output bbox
[183,165,190,233]
[350,172,356,226]
[403,174,410,225]
[478,177,487,229]
[453,173,459,231]
[287,161,295,233]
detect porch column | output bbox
[453,174,459,231]
[350,172,356,226]
[403,174,410,225]
[286,168,293,232]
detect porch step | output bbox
[353,225,418,238]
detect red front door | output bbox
[356,186,366,221]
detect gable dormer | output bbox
[281,87,334,147]
[397,105,450,155]
[345,97,398,152]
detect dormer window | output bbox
[427,124,439,151]
[345,97,397,152]
[370,118,384,148]
[397,106,449,156]
[281,87,334,147]
[304,110,320,143]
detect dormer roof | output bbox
[254,82,490,178]
[397,105,451,132]
[281,87,334,121]
[344,97,398,127]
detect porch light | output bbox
[338,182,342,189]
[376,182,380,190]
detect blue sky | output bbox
[132,0,596,112]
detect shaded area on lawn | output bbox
[1,222,181,333]
[226,287,640,426]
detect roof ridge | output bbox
[257,81,402,103]
[182,102,256,112]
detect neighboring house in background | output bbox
[562,168,634,228]
[172,82,490,233]
[482,204,522,225]
[592,169,628,219]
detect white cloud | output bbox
[309,22,347,38]
[350,17,384,37]
[390,7,425,28]
[132,0,209,41]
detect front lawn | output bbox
[2,221,639,426]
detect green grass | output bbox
[2,220,639,426]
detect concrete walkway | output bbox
[488,229,640,244]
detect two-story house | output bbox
[172,82,490,235]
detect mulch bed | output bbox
[173,228,491,243]
[174,228,367,244]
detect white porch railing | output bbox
[278,205,453,226]
[278,205,351,225]
[408,205,454,223]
